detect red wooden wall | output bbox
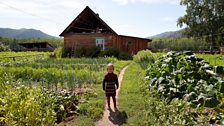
[63,33,149,55]
[64,33,113,49]
[111,35,148,55]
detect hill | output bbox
[0,28,56,38]
[148,30,185,39]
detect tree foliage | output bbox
[151,38,210,52]
[178,0,224,46]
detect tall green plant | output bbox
[151,38,209,52]
[53,47,63,58]
[133,50,155,69]
[0,83,56,126]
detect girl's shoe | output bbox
[114,107,118,111]
[108,105,111,110]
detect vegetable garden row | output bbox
[0,52,130,125]
[1,50,224,125]
[134,50,224,125]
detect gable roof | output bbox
[119,35,152,42]
[60,6,117,36]
[18,42,54,48]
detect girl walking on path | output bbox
[103,63,119,110]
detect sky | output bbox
[0,0,186,38]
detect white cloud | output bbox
[112,0,180,5]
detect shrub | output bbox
[133,50,155,69]
[98,51,106,57]
[86,46,101,58]
[9,43,22,51]
[118,51,132,60]
[53,47,63,58]
[0,75,80,125]
[0,82,56,126]
[64,46,131,60]
[100,47,120,58]
[75,46,87,57]
[0,43,10,52]
[62,47,71,58]
[99,47,132,60]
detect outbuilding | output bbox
[60,6,151,55]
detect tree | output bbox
[177,0,224,49]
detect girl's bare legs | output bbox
[112,96,117,109]
[107,96,111,108]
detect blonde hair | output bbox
[107,63,114,70]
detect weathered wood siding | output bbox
[63,33,149,55]
[111,35,148,55]
[64,33,113,49]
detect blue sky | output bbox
[0,0,186,38]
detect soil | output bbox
[96,66,129,126]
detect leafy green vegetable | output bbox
[215,66,224,75]
[146,51,223,108]
[0,78,80,125]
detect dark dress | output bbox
[103,72,119,97]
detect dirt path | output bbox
[96,65,129,126]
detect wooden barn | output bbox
[18,42,54,52]
[60,6,151,55]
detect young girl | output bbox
[103,63,119,109]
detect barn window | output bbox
[96,38,105,51]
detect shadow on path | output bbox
[96,66,129,126]
[108,108,128,126]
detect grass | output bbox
[67,53,223,125]
[197,53,224,66]
[70,60,131,126]
[118,63,149,125]
[118,63,205,126]
[68,84,105,126]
